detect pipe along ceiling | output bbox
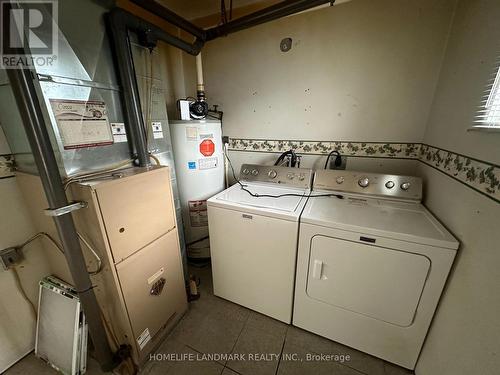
[130,0,334,42]
[107,0,334,168]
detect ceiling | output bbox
[157,0,280,21]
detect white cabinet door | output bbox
[116,230,186,355]
[306,235,430,327]
[96,168,176,263]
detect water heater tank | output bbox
[169,120,225,259]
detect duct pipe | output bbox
[196,53,205,94]
[7,67,117,371]
[206,0,332,40]
[288,0,351,16]
[106,8,203,167]
[130,0,206,41]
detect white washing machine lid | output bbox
[301,195,459,250]
[207,183,308,221]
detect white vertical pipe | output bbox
[196,52,204,93]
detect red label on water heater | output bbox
[199,139,215,156]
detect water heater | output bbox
[169,120,225,259]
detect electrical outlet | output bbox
[329,156,347,170]
[0,247,23,270]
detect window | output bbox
[473,63,500,130]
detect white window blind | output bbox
[474,61,500,130]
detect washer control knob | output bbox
[298,174,305,181]
[400,181,411,191]
[242,168,250,175]
[287,172,295,180]
[358,177,370,188]
[268,170,277,179]
[251,169,259,176]
[385,181,395,189]
[336,176,345,184]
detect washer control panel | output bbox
[240,164,313,189]
[313,170,422,201]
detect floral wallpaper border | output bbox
[419,144,499,202]
[0,155,14,179]
[228,138,499,202]
[229,139,421,158]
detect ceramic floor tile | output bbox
[169,308,246,357]
[383,362,414,375]
[277,342,362,375]
[188,292,251,324]
[245,311,288,338]
[339,346,385,375]
[286,326,385,375]
[222,367,241,375]
[4,354,58,375]
[226,325,285,375]
[144,338,193,374]
[286,326,346,355]
[148,345,223,375]
[85,357,109,374]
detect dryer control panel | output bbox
[314,170,422,201]
[240,164,313,189]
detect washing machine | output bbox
[293,169,459,369]
[208,164,313,323]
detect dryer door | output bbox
[306,235,430,327]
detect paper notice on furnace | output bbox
[50,99,114,150]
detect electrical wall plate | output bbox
[0,247,23,270]
[329,156,347,170]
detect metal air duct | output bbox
[205,0,333,40]
[130,0,207,40]
[106,8,204,167]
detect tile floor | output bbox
[6,265,414,375]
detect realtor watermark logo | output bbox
[0,0,58,69]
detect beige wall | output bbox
[183,0,456,142]
[0,128,51,372]
[416,1,500,374]
[416,165,499,375]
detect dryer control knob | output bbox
[287,172,295,180]
[242,168,250,175]
[251,169,259,176]
[268,170,277,179]
[336,176,345,184]
[385,181,395,189]
[400,182,411,191]
[358,177,370,188]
